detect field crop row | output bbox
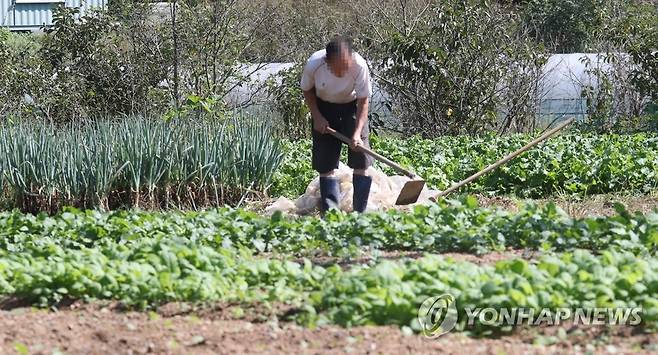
[2,121,658,214]
[1,239,656,333]
[272,133,658,198]
[1,203,657,333]
[1,198,657,257]
[0,117,282,212]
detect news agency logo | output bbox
[418,294,643,339]
[417,294,458,339]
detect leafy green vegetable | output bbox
[1,199,656,257]
[0,237,656,332]
[1,204,657,333]
[271,133,658,198]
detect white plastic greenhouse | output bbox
[227,53,620,123]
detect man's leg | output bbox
[343,104,373,213]
[313,100,342,213]
[352,169,372,213]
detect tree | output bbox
[355,0,546,137]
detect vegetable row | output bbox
[1,240,656,332]
[271,133,658,198]
[2,198,656,257]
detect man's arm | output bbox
[303,89,329,133]
[300,54,329,134]
[352,97,369,147]
[352,55,372,147]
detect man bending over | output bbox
[300,36,373,213]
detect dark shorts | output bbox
[312,98,373,174]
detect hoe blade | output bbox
[395,179,426,205]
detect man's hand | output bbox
[313,115,330,134]
[350,134,364,150]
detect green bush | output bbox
[523,0,621,53]
[41,7,171,119]
[0,29,53,120]
[617,3,658,102]
[5,0,657,130]
[1,7,172,121]
[373,0,546,137]
[265,63,310,140]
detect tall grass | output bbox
[0,115,283,212]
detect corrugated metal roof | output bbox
[1,0,107,30]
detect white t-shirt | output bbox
[300,49,372,104]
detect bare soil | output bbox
[476,194,658,218]
[294,249,535,269]
[256,193,658,219]
[1,302,655,355]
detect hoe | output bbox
[327,117,574,205]
[327,127,425,205]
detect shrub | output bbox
[265,63,310,140]
[371,0,546,137]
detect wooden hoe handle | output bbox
[326,127,417,178]
[433,118,575,199]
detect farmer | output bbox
[300,36,373,213]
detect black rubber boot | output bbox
[319,176,341,213]
[352,174,372,213]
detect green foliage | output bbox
[4,0,657,130]
[524,0,657,109]
[265,63,310,140]
[171,0,277,107]
[0,116,283,212]
[272,133,658,198]
[579,54,621,131]
[1,201,656,259]
[269,140,316,198]
[614,3,658,102]
[1,6,171,121]
[0,29,10,117]
[523,0,618,53]
[0,30,53,120]
[40,6,171,119]
[375,0,546,136]
[573,3,658,132]
[2,1,282,122]
[314,249,658,331]
[163,94,229,122]
[0,207,656,331]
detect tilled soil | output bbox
[296,249,534,269]
[476,194,658,218]
[256,193,658,219]
[0,303,655,355]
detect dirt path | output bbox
[0,303,654,355]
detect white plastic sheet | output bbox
[265,163,440,215]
